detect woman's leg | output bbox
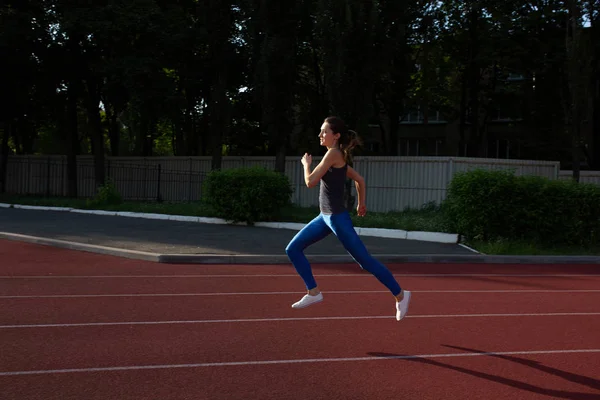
[324,212,402,297]
[325,211,411,320]
[285,214,332,291]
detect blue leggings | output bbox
[285,211,402,296]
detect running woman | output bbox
[285,116,411,321]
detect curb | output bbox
[2,232,600,265]
[0,202,460,244]
[0,232,161,262]
[156,254,600,264]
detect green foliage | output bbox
[1,0,592,166]
[203,167,293,225]
[444,169,600,246]
[443,169,517,239]
[465,238,600,256]
[86,180,123,207]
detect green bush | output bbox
[443,169,517,240]
[86,180,123,207]
[203,166,293,225]
[443,169,600,246]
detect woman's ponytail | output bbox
[324,116,362,164]
[341,129,362,164]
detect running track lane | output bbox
[2,292,600,325]
[1,319,599,399]
[1,240,600,399]
[1,353,599,400]
[3,273,600,294]
[2,315,600,370]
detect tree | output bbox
[587,1,600,168]
[374,0,417,155]
[202,0,238,170]
[246,0,304,172]
[564,0,591,181]
[0,1,53,189]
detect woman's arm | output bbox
[346,166,367,216]
[302,150,342,188]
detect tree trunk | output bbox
[458,69,468,156]
[209,74,228,170]
[106,104,120,157]
[466,6,482,157]
[274,132,287,173]
[19,118,35,154]
[0,122,10,193]
[200,116,209,156]
[85,78,105,188]
[388,109,400,156]
[377,111,390,155]
[566,0,584,181]
[135,112,145,156]
[66,82,79,197]
[590,1,600,169]
[182,87,195,156]
[142,111,155,157]
[12,119,23,155]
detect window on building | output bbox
[486,139,511,158]
[401,107,446,123]
[398,139,445,156]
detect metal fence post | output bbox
[157,163,162,202]
[46,156,51,197]
[447,157,454,199]
[188,157,192,202]
[61,157,65,196]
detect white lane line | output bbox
[2,312,600,329]
[458,243,481,254]
[2,289,600,299]
[1,348,598,376]
[1,273,599,279]
[2,291,375,299]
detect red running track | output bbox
[1,240,600,400]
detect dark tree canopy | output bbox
[0,0,597,186]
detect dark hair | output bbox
[324,116,362,164]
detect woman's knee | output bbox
[285,239,303,256]
[285,242,295,256]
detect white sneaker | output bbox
[292,292,323,309]
[396,290,411,321]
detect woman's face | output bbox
[318,122,340,148]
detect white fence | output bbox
[1,155,563,212]
[559,170,600,185]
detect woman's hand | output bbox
[357,203,367,217]
[301,153,312,167]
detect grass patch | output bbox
[466,239,600,256]
[277,205,452,232]
[102,201,219,217]
[0,194,89,209]
[0,194,218,218]
[277,205,322,223]
[350,208,453,232]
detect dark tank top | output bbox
[319,163,348,214]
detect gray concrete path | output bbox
[1,208,599,264]
[0,207,474,262]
